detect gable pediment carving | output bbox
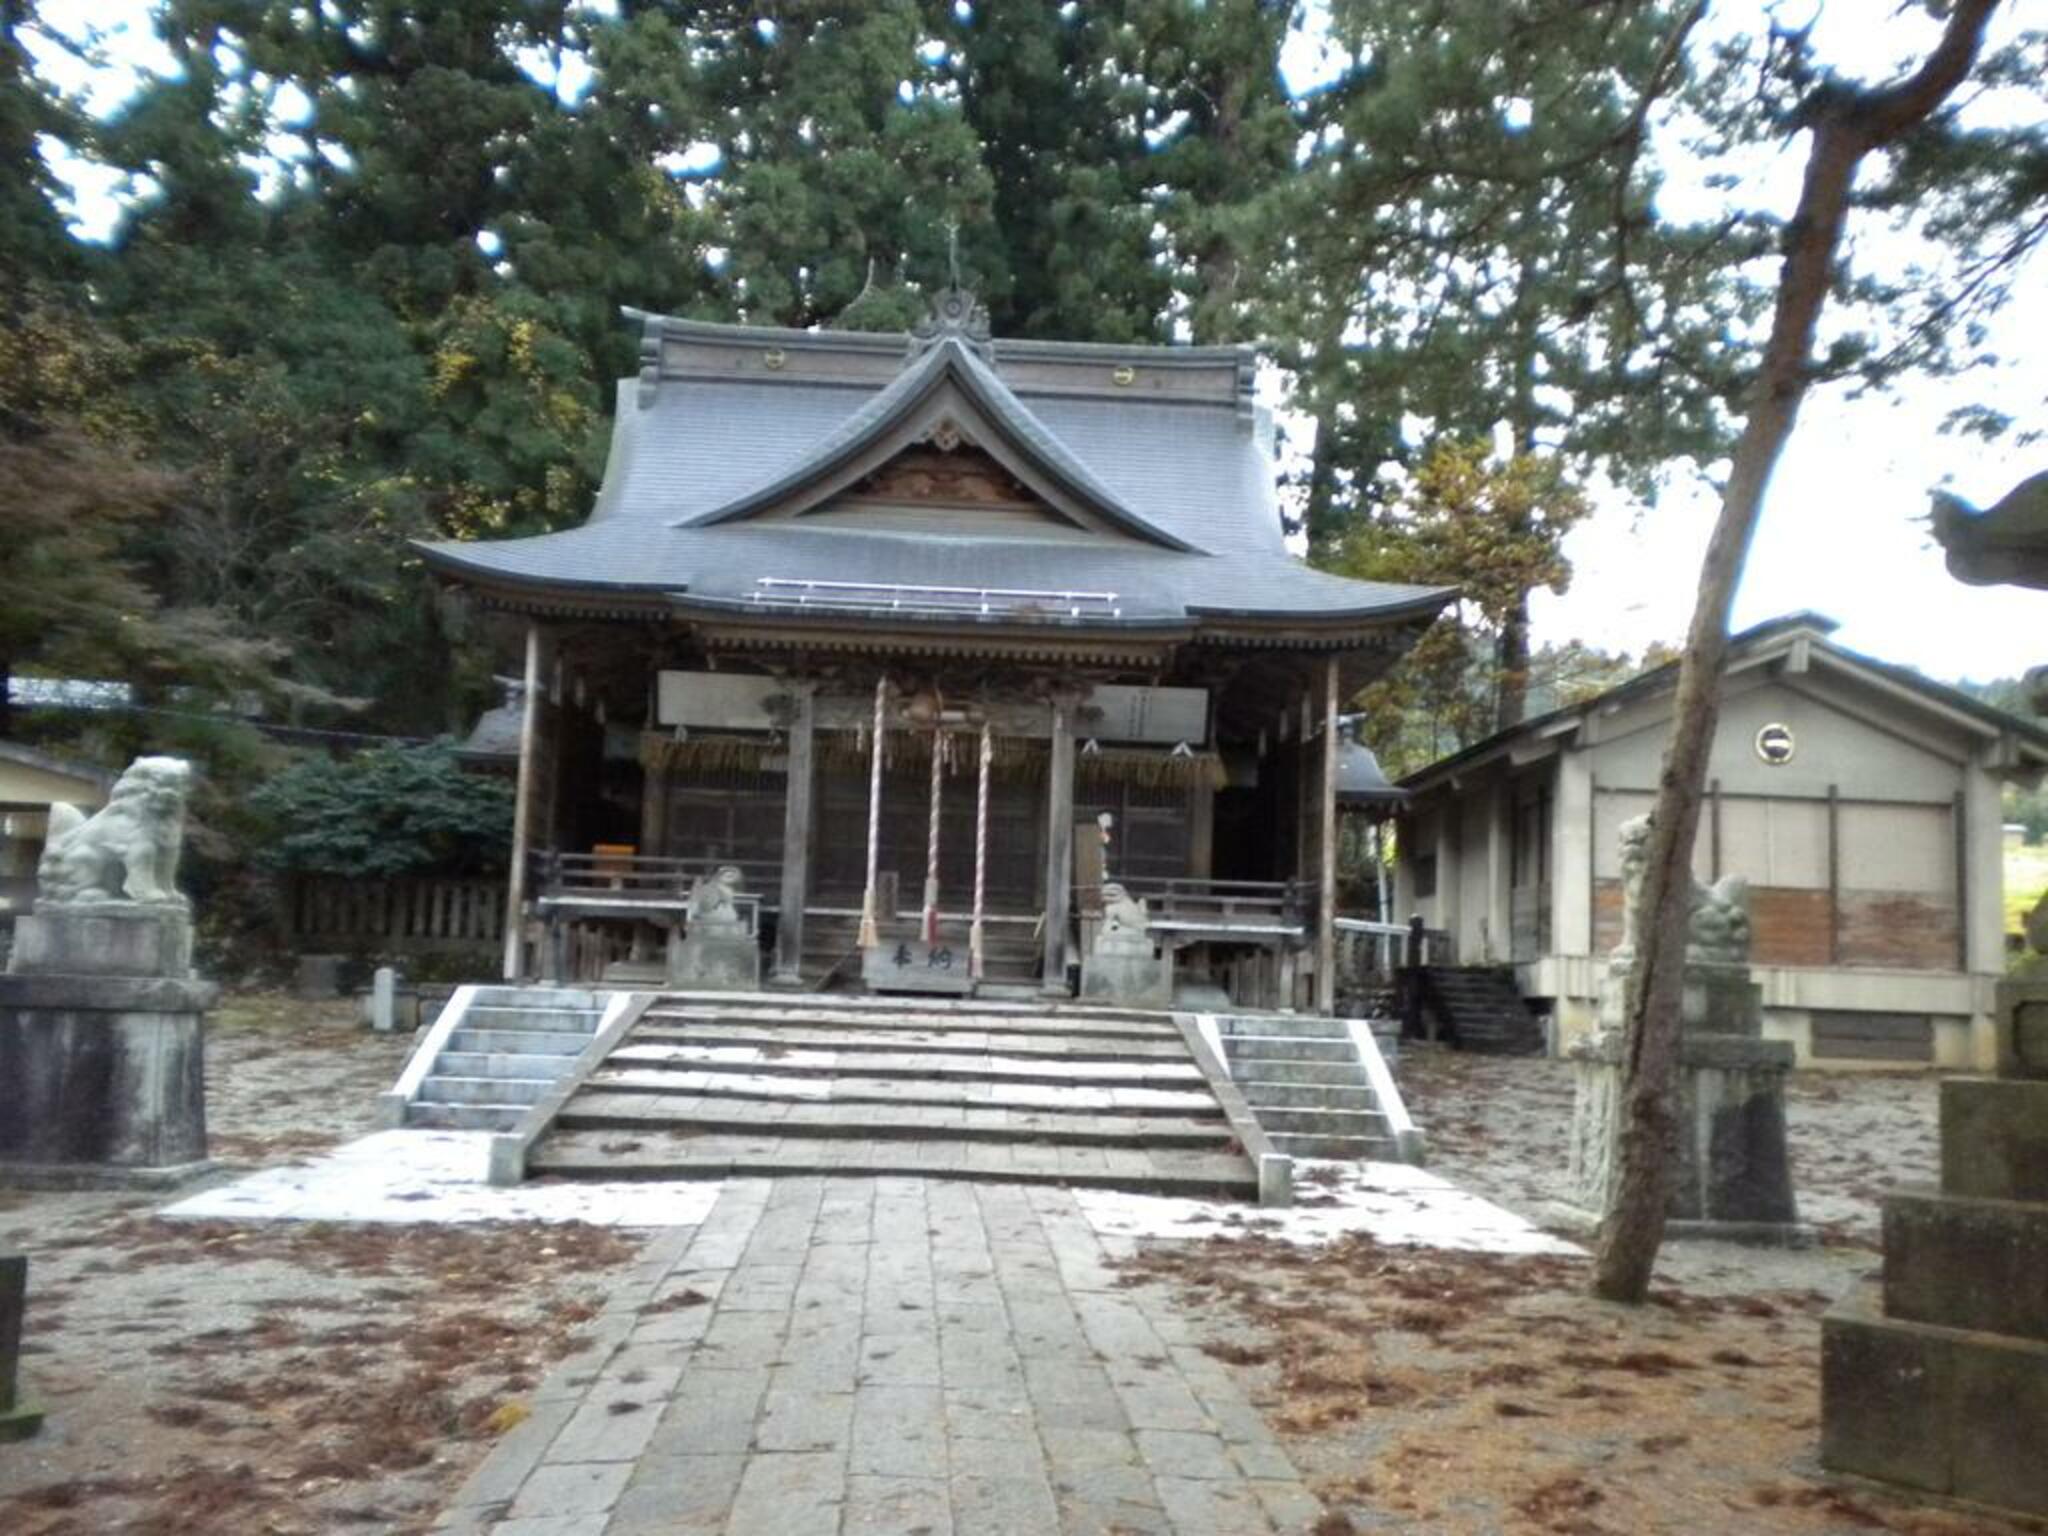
[839,447,1039,515]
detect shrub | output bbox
[249,743,513,879]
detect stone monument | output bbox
[1558,815,1802,1240]
[667,864,760,990]
[0,756,214,1184]
[1819,976,2048,1515]
[1080,882,1173,1008]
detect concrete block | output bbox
[1256,1154,1292,1209]
[1951,1318,2048,1515]
[1822,1278,2048,1516]
[1941,1078,2048,1203]
[1820,1279,1955,1497]
[295,952,344,1000]
[1995,979,2048,1080]
[1883,1187,2048,1341]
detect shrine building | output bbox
[420,288,1450,1011]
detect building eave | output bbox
[1398,609,2048,794]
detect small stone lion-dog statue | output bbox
[684,864,748,936]
[1614,813,1750,965]
[38,756,194,908]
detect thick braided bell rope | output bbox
[971,720,991,977]
[922,720,945,944]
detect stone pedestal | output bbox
[666,929,761,991]
[1557,957,1803,1242]
[1080,946,1174,1010]
[10,905,193,979]
[1821,982,2048,1516]
[0,904,214,1187]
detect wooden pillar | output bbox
[501,623,544,981]
[1316,655,1340,1015]
[773,682,816,984]
[1041,693,1077,993]
[1827,783,1842,966]
[1953,787,1970,972]
[1189,774,1215,880]
[858,676,888,949]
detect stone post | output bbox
[0,1254,41,1440]
[369,966,398,1033]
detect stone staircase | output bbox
[1214,1014,1409,1162]
[526,995,1257,1198]
[1421,966,1546,1055]
[401,987,608,1131]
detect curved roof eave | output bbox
[413,538,669,593]
[668,337,1199,553]
[1185,586,1458,625]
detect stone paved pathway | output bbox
[435,1176,1323,1535]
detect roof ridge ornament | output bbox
[912,228,992,359]
[910,283,993,359]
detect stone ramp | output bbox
[526,996,1260,1199]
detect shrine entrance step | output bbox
[525,994,1259,1199]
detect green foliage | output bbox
[1323,439,1591,755]
[248,744,514,879]
[10,0,2044,780]
[1271,0,1760,549]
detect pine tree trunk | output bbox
[1590,0,2000,1303]
[1495,596,1531,730]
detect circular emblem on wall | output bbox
[1755,722,1796,765]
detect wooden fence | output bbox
[288,874,505,956]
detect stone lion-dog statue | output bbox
[37,755,194,908]
[1614,812,1749,964]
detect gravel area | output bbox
[0,995,645,1536]
[0,1007,2021,1536]
[1113,1050,2024,1536]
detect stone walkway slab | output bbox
[435,1176,1323,1535]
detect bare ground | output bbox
[0,995,643,1536]
[1116,1049,2040,1536]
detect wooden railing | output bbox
[1078,877,1312,938]
[525,850,782,982]
[288,874,504,954]
[532,851,781,914]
